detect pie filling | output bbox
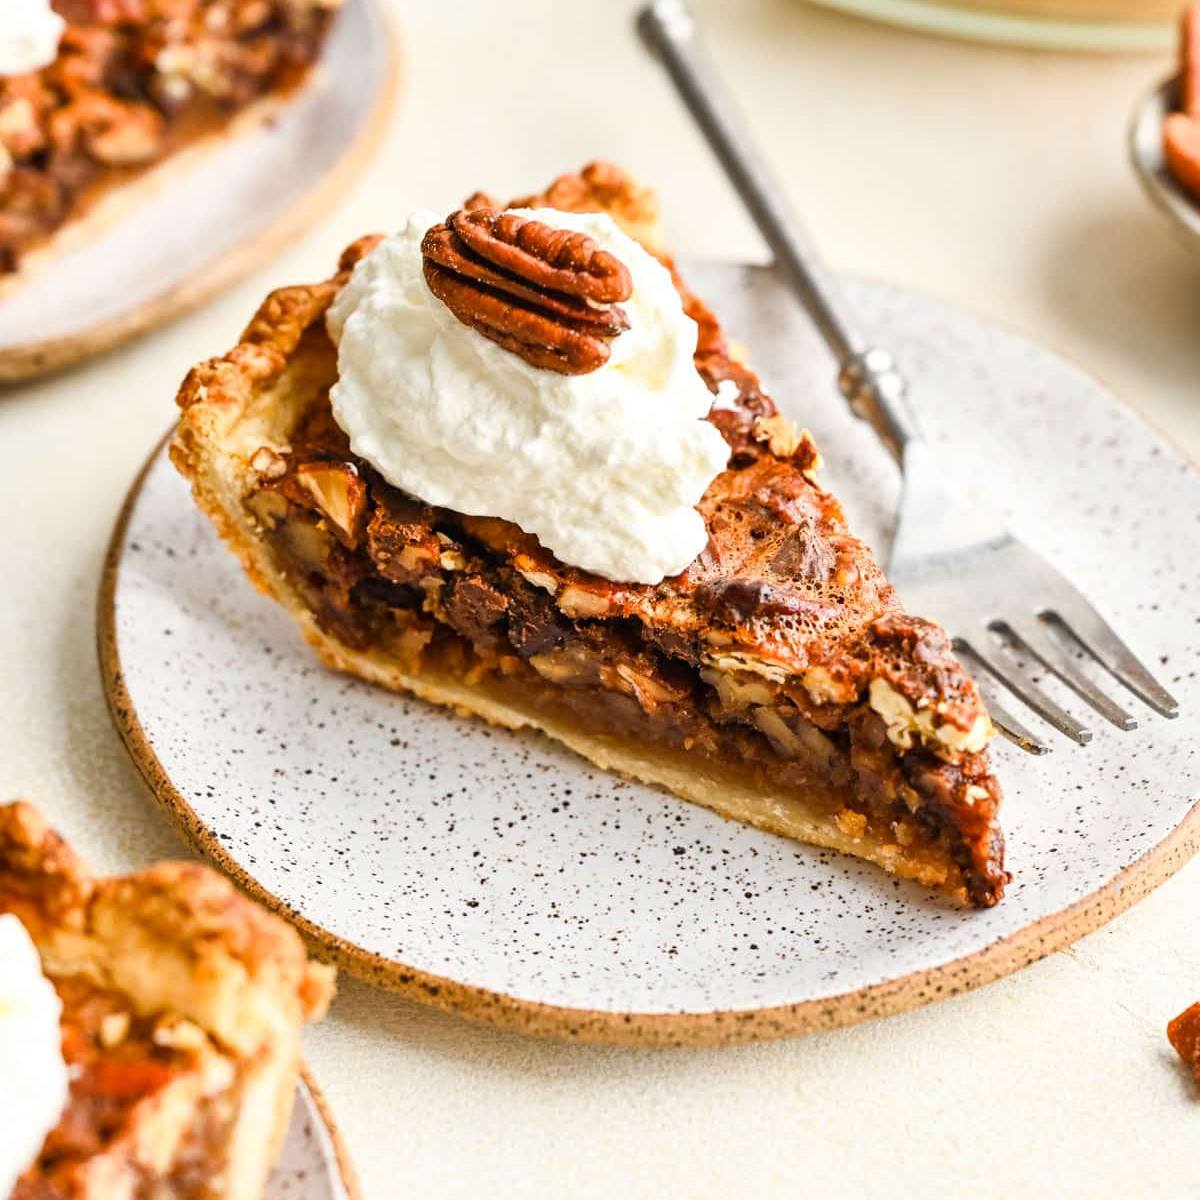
[242,397,1000,905]
[14,975,242,1200]
[0,0,338,275]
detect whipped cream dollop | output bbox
[0,914,69,1194]
[327,207,729,584]
[0,0,66,77]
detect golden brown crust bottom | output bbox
[171,162,1005,905]
[0,801,334,1200]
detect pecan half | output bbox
[420,207,633,375]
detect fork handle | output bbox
[636,0,919,465]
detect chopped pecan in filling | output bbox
[0,0,340,275]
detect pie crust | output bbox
[171,162,1009,907]
[1,801,334,1199]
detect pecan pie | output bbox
[172,162,1009,907]
[0,0,341,282]
[0,801,335,1199]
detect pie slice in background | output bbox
[0,800,335,1200]
[171,162,1009,907]
[0,0,343,287]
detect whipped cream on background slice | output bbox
[0,914,69,1194]
[0,0,66,77]
[327,207,729,584]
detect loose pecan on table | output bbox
[420,208,633,375]
[1168,1001,1200,1083]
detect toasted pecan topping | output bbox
[420,207,632,375]
[452,208,631,302]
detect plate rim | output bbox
[804,0,1175,52]
[98,292,1200,1046]
[298,1064,361,1200]
[0,0,402,384]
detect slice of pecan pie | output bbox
[1,801,335,1199]
[0,0,342,283]
[172,162,1009,907]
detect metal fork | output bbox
[637,0,1179,753]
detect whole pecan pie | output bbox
[1,801,335,1199]
[172,162,1009,907]
[0,0,342,282]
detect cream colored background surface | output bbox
[2,1,1199,1196]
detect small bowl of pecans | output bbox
[1130,4,1200,250]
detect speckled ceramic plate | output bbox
[273,1070,358,1199]
[99,265,1200,1046]
[0,0,399,383]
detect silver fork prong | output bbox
[959,638,1093,746]
[955,642,1051,755]
[993,618,1138,731]
[985,697,1053,755]
[1042,606,1179,718]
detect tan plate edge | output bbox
[97,433,1200,1047]
[0,2,402,385]
[300,1064,362,1200]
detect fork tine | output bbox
[1042,605,1179,718]
[958,638,1093,746]
[955,642,1051,755]
[984,695,1053,755]
[993,619,1137,731]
